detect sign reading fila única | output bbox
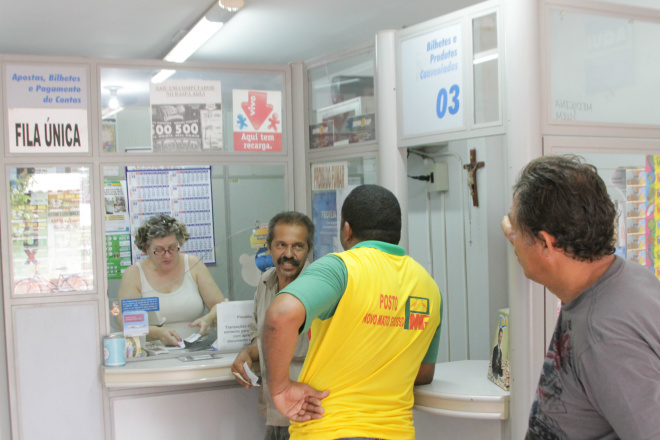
[6,64,89,153]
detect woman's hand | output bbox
[150,326,181,346]
[190,311,215,335]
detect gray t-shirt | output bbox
[527,256,660,440]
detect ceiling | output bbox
[1,0,658,66]
[0,0,484,66]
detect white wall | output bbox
[14,303,105,440]
[0,270,11,440]
[407,135,508,363]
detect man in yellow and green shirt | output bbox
[263,184,443,440]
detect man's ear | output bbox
[342,221,354,241]
[537,231,556,253]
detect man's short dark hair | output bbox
[341,184,401,245]
[513,155,616,262]
[267,211,315,250]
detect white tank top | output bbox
[137,254,204,338]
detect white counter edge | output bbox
[413,404,507,420]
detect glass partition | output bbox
[9,166,94,295]
[307,49,376,149]
[574,152,656,271]
[310,155,377,260]
[548,8,660,125]
[99,67,286,154]
[104,163,286,359]
[472,12,500,125]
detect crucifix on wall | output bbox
[463,149,485,207]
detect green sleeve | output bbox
[279,254,348,334]
[422,295,443,363]
[422,324,441,363]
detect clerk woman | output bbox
[118,214,225,346]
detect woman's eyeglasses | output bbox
[153,246,180,256]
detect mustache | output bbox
[277,255,300,267]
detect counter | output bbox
[414,360,510,419]
[103,353,236,389]
[412,360,510,440]
[103,357,508,440]
[103,353,267,440]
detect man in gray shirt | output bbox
[502,155,660,439]
[231,211,314,440]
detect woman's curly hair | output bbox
[134,214,189,253]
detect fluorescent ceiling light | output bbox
[102,107,124,120]
[473,50,499,65]
[219,0,245,12]
[164,17,224,63]
[151,69,177,84]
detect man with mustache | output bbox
[232,211,314,440]
[263,185,442,440]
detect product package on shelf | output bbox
[487,308,510,391]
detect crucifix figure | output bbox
[463,149,485,207]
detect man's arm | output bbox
[231,286,261,388]
[415,363,436,385]
[231,339,259,388]
[263,293,328,421]
[416,321,441,386]
[263,293,305,390]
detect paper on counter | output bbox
[184,333,201,343]
[243,361,260,386]
[232,372,251,385]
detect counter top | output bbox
[103,353,238,388]
[105,357,509,421]
[413,360,510,420]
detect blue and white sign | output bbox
[400,22,463,136]
[5,64,89,153]
[121,297,160,312]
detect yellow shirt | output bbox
[283,241,442,440]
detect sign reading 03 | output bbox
[400,22,464,136]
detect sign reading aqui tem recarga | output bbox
[232,89,282,152]
[5,64,89,153]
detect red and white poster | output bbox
[232,89,282,152]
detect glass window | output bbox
[549,9,660,125]
[9,166,93,295]
[104,163,286,359]
[99,67,286,154]
[310,155,377,260]
[307,50,376,149]
[575,152,654,271]
[472,12,500,125]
